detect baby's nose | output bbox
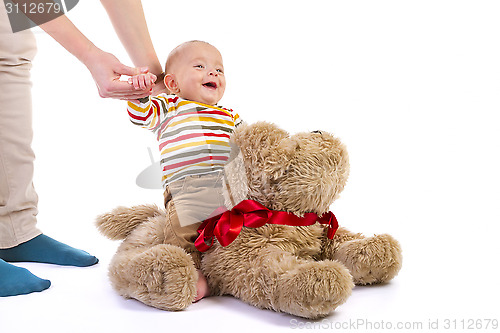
[208,69,218,76]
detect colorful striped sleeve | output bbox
[127,94,172,131]
[127,97,157,130]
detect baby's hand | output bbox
[128,72,157,91]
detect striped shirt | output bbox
[127,94,241,187]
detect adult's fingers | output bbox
[98,80,152,99]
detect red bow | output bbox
[195,199,338,252]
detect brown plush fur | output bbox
[96,121,402,318]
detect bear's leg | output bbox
[321,227,402,285]
[108,244,198,311]
[202,245,353,319]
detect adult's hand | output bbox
[84,47,153,100]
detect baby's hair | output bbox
[165,40,214,74]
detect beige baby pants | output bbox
[0,4,41,248]
[163,172,226,266]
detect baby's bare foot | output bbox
[194,269,209,302]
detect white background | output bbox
[1,0,499,332]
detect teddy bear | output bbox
[96,121,402,319]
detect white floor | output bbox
[1,243,498,333]
[2,1,500,332]
[0,258,407,333]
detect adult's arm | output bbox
[39,14,151,100]
[10,0,152,100]
[100,0,166,95]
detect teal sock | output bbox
[0,234,98,267]
[0,259,51,297]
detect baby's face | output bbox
[169,43,226,105]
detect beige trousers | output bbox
[163,172,226,264]
[0,4,41,248]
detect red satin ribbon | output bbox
[195,199,339,252]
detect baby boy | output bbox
[127,40,241,302]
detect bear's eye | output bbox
[311,130,322,135]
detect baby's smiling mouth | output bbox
[202,81,217,89]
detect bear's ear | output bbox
[231,121,296,180]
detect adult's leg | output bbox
[0,6,97,272]
[0,6,52,296]
[0,3,40,249]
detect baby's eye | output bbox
[194,65,204,69]
[216,69,224,74]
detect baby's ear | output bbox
[164,74,179,94]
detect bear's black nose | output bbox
[312,130,322,135]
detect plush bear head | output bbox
[224,121,350,216]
